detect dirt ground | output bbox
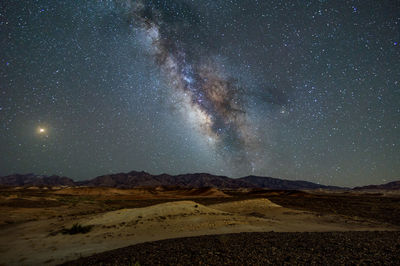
[0,186,399,265]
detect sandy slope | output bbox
[0,200,397,266]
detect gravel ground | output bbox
[61,231,400,265]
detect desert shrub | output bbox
[104,199,113,204]
[62,223,93,235]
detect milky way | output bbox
[129,0,267,169]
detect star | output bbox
[37,127,47,135]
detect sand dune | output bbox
[83,200,228,226]
[210,198,282,214]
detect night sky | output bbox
[1,0,399,186]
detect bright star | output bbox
[37,127,47,135]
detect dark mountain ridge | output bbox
[237,175,337,190]
[77,171,251,189]
[0,171,344,190]
[353,180,400,191]
[0,173,75,187]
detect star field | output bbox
[0,0,399,186]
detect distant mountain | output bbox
[78,171,339,190]
[0,174,75,187]
[237,175,341,190]
[78,171,249,189]
[0,171,343,190]
[353,180,400,191]
[76,171,155,188]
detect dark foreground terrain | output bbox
[62,231,400,265]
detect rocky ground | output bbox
[62,231,400,265]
